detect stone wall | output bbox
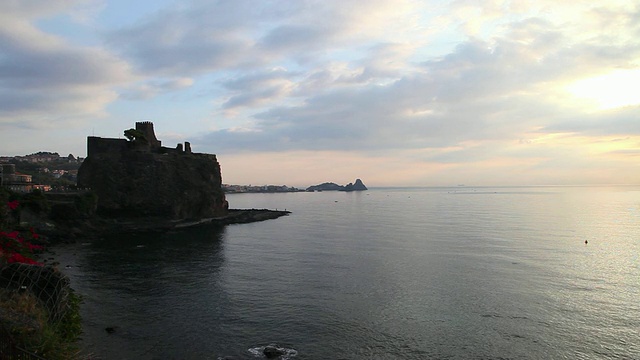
[78,148,228,220]
[87,137,128,158]
[79,123,228,220]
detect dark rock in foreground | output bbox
[263,344,287,358]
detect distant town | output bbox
[0,152,83,192]
[222,184,304,193]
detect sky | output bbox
[1,0,639,187]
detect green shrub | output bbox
[0,287,83,360]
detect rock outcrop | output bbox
[77,122,228,220]
[343,178,368,191]
[306,179,368,192]
[305,182,345,192]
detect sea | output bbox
[51,186,640,359]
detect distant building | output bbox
[33,184,52,192]
[1,164,35,192]
[20,152,61,163]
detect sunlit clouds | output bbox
[566,69,640,110]
[1,0,639,186]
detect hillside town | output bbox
[222,184,303,193]
[0,152,83,192]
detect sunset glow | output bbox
[567,69,640,110]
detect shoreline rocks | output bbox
[76,208,291,236]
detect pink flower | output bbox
[7,252,42,266]
[4,231,19,240]
[7,200,19,210]
[7,252,26,263]
[27,243,44,251]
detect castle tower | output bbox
[135,121,162,148]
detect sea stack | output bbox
[343,179,368,191]
[77,122,228,219]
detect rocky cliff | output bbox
[77,123,228,220]
[78,151,228,219]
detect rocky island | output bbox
[306,179,368,192]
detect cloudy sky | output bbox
[1,0,639,186]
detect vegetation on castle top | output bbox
[124,128,148,143]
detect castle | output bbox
[87,121,192,157]
[78,122,228,219]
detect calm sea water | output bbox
[52,186,640,359]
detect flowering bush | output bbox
[0,200,44,266]
[7,200,19,210]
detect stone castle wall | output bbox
[78,122,228,220]
[87,137,128,158]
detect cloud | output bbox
[193,41,536,152]
[0,1,133,128]
[1,0,93,18]
[106,1,269,76]
[2,0,639,184]
[540,106,640,136]
[186,1,640,160]
[119,77,194,100]
[106,0,425,76]
[219,69,297,111]
[258,25,326,52]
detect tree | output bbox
[123,128,147,143]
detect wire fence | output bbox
[0,263,74,360]
[0,327,49,360]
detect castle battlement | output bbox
[135,121,161,148]
[86,122,195,158]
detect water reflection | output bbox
[70,225,229,359]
